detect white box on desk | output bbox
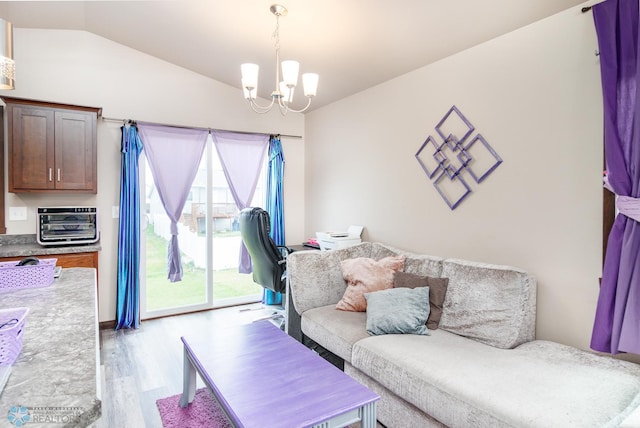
[316,226,364,251]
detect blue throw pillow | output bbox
[364,287,431,336]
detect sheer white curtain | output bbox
[137,123,209,282]
[211,130,269,273]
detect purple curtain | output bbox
[591,0,640,354]
[137,123,208,282]
[211,130,269,273]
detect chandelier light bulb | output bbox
[242,80,257,100]
[302,73,318,97]
[279,81,294,103]
[281,60,299,88]
[241,63,259,91]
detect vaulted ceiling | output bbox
[0,0,589,111]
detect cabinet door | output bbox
[0,252,98,269]
[9,105,55,191]
[54,110,96,191]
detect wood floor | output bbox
[94,304,281,428]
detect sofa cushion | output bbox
[344,362,449,428]
[439,258,536,349]
[364,287,430,336]
[336,255,406,311]
[394,271,449,330]
[300,304,369,363]
[287,242,444,317]
[351,331,640,428]
[288,243,375,315]
[372,243,444,277]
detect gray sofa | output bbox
[286,242,640,428]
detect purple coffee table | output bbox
[180,320,379,428]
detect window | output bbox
[141,135,267,318]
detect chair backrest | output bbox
[239,207,286,294]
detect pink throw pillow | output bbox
[336,255,406,312]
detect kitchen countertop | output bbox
[0,268,101,427]
[0,234,101,258]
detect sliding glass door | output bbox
[141,136,265,319]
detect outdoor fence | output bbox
[150,214,242,271]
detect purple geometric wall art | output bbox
[463,134,503,183]
[435,136,470,177]
[435,105,475,145]
[415,136,441,179]
[433,166,472,210]
[415,106,503,210]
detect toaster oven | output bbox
[37,207,99,246]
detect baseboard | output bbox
[99,320,116,330]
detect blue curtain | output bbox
[116,124,143,330]
[264,136,285,305]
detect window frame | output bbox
[603,186,615,266]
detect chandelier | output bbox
[241,4,318,115]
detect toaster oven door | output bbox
[37,208,99,245]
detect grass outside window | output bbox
[145,226,262,311]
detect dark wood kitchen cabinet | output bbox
[0,251,98,270]
[2,97,102,193]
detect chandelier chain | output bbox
[273,15,280,53]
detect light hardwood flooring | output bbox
[94,304,282,428]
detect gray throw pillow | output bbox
[393,271,449,330]
[364,287,431,336]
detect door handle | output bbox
[57,168,61,182]
[48,168,52,182]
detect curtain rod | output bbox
[100,116,302,139]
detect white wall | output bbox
[1,29,305,323]
[305,7,608,355]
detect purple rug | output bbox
[156,388,231,428]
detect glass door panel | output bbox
[210,145,264,305]
[141,136,266,319]
[142,152,209,317]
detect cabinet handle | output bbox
[48,168,52,182]
[57,168,61,182]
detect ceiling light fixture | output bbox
[241,4,318,115]
[0,18,14,90]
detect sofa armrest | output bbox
[288,243,374,316]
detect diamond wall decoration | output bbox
[435,105,475,145]
[415,106,503,210]
[463,134,503,183]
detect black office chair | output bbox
[239,207,288,293]
[239,207,290,327]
